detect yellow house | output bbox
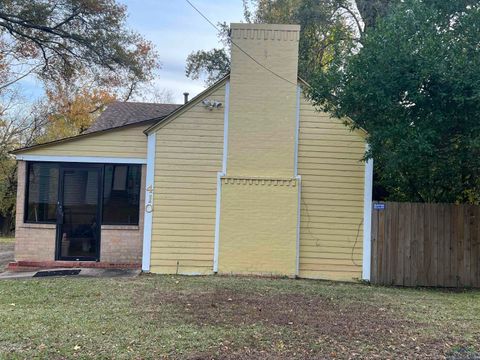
[11,23,373,282]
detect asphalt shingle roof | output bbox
[84,101,181,133]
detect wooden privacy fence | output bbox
[371,202,480,287]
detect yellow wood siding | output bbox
[298,96,366,281]
[150,84,225,274]
[18,123,149,158]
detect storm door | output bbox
[56,165,102,261]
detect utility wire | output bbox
[185,0,298,87]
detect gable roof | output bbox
[144,74,366,140]
[84,101,181,133]
[11,101,180,154]
[12,74,366,156]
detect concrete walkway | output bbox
[0,268,140,280]
[0,240,140,280]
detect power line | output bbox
[185,0,298,87]
[185,0,219,32]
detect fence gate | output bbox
[371,202,480,287]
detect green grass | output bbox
[0,275,479,359]
[0,237,14,244]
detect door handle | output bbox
[56,204,64,225]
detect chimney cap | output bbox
[230,23,300,31]
[183,92,189,104]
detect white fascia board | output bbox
[362,146,374,281]
[142,132,156,272]
[15,154,146,164]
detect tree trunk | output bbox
[0,215,15,237]
[355,0,396,31]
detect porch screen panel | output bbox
[102,164,141,225]
[26,162,59,223]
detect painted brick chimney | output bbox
[227,23,300,177]
[218,24,301,277]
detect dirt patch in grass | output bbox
[1,276,478,359]
[153,288,457,359]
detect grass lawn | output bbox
[0,237,14,244]
[0,275,479,359]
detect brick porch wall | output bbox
[14,161,144,264]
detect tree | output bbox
[255,0,358,81]
[0,0,162,234]
[186,48,231,86]
[308,0,480,203]
[184,0,396,85]
[0,0,158,97]
[354,0,394,30]
[0,93,48,234]
[41,79,116,140]
[186,22,231,86]
[0,0,161,141]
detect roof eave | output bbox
[10,117,162,155]
[144,73,231,135]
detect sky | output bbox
[121,0,245,103]
[18,0,245,104]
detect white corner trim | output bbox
[222,80,230,173]
[15,154,146,164]
[294,85,301,177]
[213,80,230,273]
[295,175,302,276]
[294,86,302,276]
[362,147,374,281]
[142,132,156,272]
[213,172,224,273]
